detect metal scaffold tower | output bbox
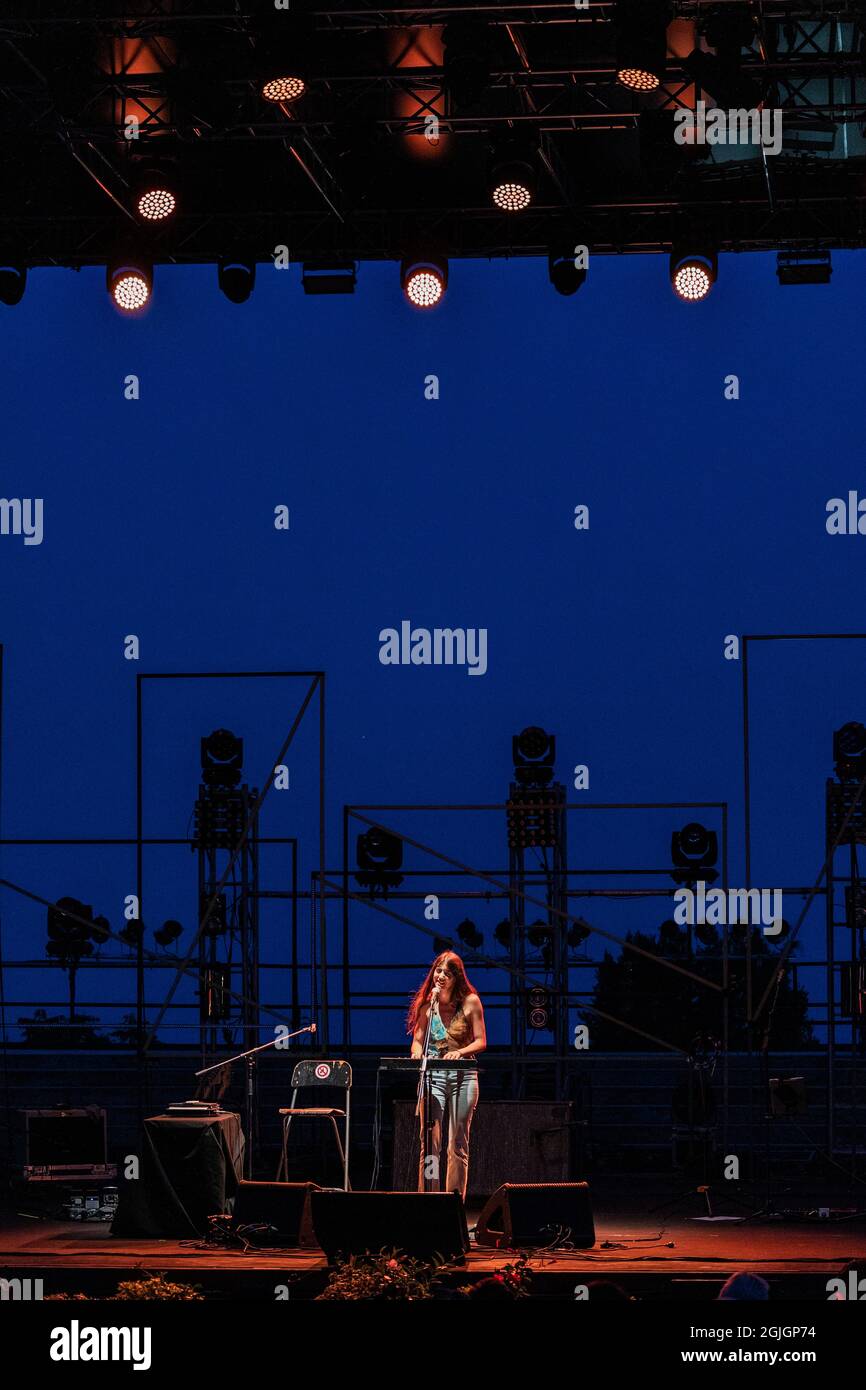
[193,729,261,1056]
[506,728,569,1096]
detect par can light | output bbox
[107,260,152,313]
[670,248,717,302]
[400,256,448,309]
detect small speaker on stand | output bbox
[232,1180,320,1247]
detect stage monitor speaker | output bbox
[233,1180,320,1247]
[475,1181,595,1249]
[311,1191,469,1262]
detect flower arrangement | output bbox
[113,1274,205,1301]
[315,1248,450,1300]
[45,1273,205,1302]
[455,1253,533,1299]
[492,1255,532,1298]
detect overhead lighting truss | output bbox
[0,3,865,267]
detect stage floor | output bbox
[2,1202,864,1299]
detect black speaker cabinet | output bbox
[476,1181,595,1249]
[233,1180,320,1247]
[392,1101,573,1195]
[23,1108,109,1175]
[311,1190,470,1262]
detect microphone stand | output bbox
[416,989,439,1193]
[196,1023,317,1179]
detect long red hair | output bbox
[406,951,476,1034]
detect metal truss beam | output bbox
[2,3,866,262]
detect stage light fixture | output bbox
[682,49,762,112]
[457,918,483,950]
[507,788,561,849]
[0,264,26,306]
[218,260,256,304]
[46,898,95,962]
[90,914,111,946]
[781,115,838,155]
[833,722,866,781]
[684,2,761,111]
[255,6,313,106]
[777,251,832,286]
[132,162,178,223]
[302,261,357,295]
[704,8,757,65]
[616,0,671,92]
[670,822,719,885]
[548,250,586,297]
[513,726,556,788]
[442,17,492,111]
[401,256,447,309]
[119,918,144,948]
[494,919,513,949]
[107,260,152,314]
[155,919,183,947]
[567,919,591,949]
[201,729,244,788]
[201,893,228,936]
[355,827,404,896]
[489,152,536,212]
[261,74,306,104]
[528,919,552,949]
[137,186,175,221]
[670,248,717,302]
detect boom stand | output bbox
[196,1023,316,1179]
[416,999,437,1192]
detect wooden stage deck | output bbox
[2,1206,864,1300]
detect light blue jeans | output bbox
[418,1068,479,1200]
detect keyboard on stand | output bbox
[378,1056,481,1071]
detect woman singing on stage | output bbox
[407,951,486,1200]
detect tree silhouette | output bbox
[17,1008,105,1049]
[587,922,813,1051]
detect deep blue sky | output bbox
[0,251,863,1049]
